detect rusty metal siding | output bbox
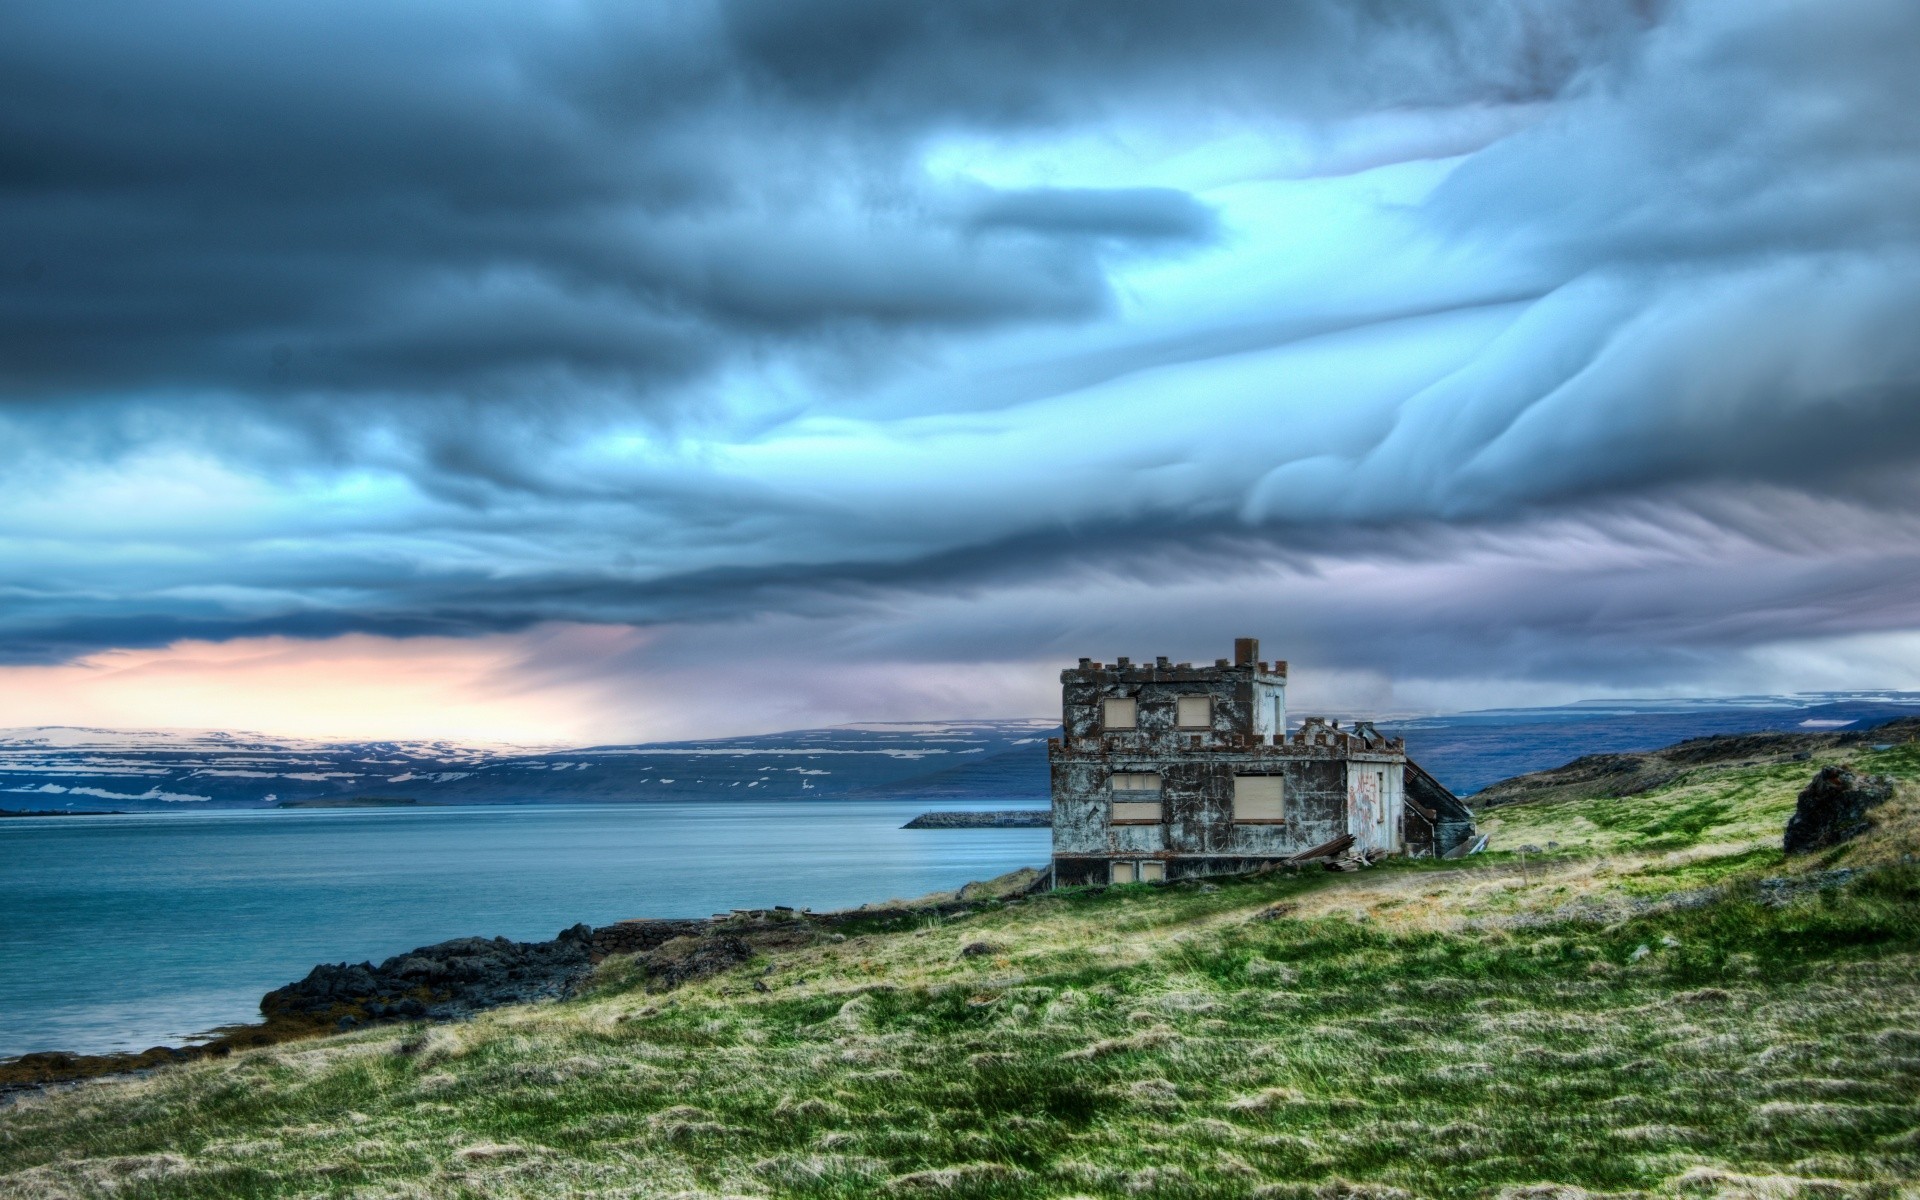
[1406,760,1476,857]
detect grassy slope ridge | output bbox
[3,743,1920,1198]
[1468,717,1920,812]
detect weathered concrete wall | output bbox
[1050,722,1408,883]
[1058,654,1287,755]
[1054,853,1346,887]
[1050,750,1358,859]
[1047,642,1463,884]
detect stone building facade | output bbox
[1047,637,1475,887]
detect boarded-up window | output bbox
[1233,774,1285,822]
[1111,770,1162,824]
[1110,861,1137,884]
[1102,697,1137,730]
[1137,861,1166,883]
[1176,695,1211,728]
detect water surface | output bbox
[0,800,1046,1058]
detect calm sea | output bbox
[0,800,1047,1059]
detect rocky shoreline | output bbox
[1,867,1051,1094]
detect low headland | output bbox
[3,718,1918,1198]
[902,809,1051,829]
[275,796,442,809]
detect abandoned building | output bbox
[1047,637,1477,887]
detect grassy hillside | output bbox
[3,741,1920,1199]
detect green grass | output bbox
[5,764,1920,1198]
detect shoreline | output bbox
[13,715,1911,1101]
[0,865,1050,1096]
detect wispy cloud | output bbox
[2,0,1916,735]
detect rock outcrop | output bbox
[1784,765,1896,855]
[259,913,807,1030]
[589,918,709,958]
[638,934,755,990]
[261,924,599,1028]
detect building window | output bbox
[1233,774,1285,822]
[1138,861,1166,882]
[1176,695,1211,729]
[1111,861,1165,884]
[1111,802,1163,824]
[1111,771,1162,823]
[1102,697,1137,730]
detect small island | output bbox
[902,809,1050,828]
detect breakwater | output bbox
[903,809,1049,829]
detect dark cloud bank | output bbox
[4,0,1919,701]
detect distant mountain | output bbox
[0,720,1057,811]
[7,692,1920,812]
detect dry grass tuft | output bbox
[886,1161,1028,1192]
[452,1141,533,1162]
[1668,1165,1867,1198]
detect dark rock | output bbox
[1784,766,1895,854]
[259,916,772,1035]
[639,935,754,991]
[588,918,711,958]
[262,924,599,1026]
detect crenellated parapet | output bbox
[1046,716,1404,761]
[1045,636,1470,887]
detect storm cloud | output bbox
[3,0,1918,730]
